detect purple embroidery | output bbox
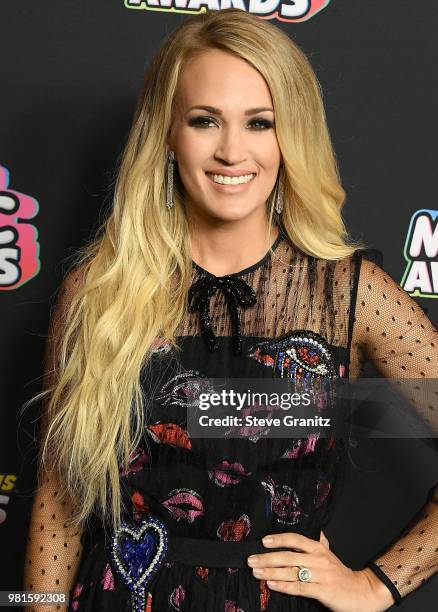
[261,476,307,525]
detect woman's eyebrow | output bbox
[187,105,274,115]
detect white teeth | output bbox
[208,173,255,185]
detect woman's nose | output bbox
[214,126,247,165]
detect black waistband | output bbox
[101,516,322,570]
[167,536,275,568]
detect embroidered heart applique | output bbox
[110,516,168,611]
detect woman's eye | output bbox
[188,116,217,128]
[188,116,274,130]
[248,119,274,130]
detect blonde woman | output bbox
[23,8,437,612]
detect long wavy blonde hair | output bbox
[24,8,364,535]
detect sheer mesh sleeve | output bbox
[23,269,85,611]
[350,255,438,605]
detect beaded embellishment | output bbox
[188,273,257,355]
[109,516,168,612]
[249,329,337,379]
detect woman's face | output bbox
[168,48,281,223]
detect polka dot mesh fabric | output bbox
[23,270,85,612]
[22,232,437,609]
[350,257,438,601]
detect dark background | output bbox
[1,1,437,609]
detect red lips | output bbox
[147,423,192,451]
[161,488,204,523]
[208,460,249,487]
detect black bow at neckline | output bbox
[188,273,257,355]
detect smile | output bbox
[205,171,257,193]
[206,173,256,185]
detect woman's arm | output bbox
[23,268,86,612]
[350,255,438,605]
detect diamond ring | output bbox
[297,566,312,582]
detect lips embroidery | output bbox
[217,514,251,541]
[281,434,319,458]
[120,446,149,476]
[131,491,151,520]
[161,488,204,523]
[156,370,214,409]
[147,423,192,451]
[169,584,186,611]
[261,476,307,525]
[208,459,250,487]
[260,579,270,611]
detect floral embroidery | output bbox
[261,476,307,525]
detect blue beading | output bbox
[109,515,168,611]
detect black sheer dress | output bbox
[25,227,438,611]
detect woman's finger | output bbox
[252,565,320,584]
[262,532,321,553]
[248,551,309,568]
[319,530,330,549]
[266,579,320,599]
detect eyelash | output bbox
[188,116,274,130]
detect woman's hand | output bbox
[247,531,395,612]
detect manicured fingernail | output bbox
[248,555,258,565]
[262,536,273,545]
[267,580,277,587]
[253,568,264,577]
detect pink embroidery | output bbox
[101,563,115,590]
[281,434,319,458]
[169,584,186,610]
[225,601,244,612]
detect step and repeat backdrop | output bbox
[1,1,437,608]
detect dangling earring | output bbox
[166,150,175,209]
[273,163,284,215]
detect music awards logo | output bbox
[401,209,438,299]
[0,165,40,290]
[124,0,331,23]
